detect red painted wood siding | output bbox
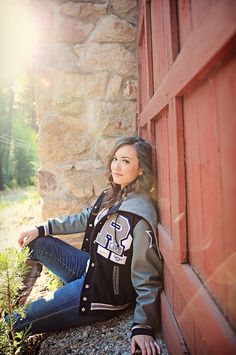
[137,0,236,353]
[184,57,236,330]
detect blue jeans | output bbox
[10,236,109,335]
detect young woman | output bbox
[16,136,162,355]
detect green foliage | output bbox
[10,114,39,189]
[45,269,64,291]
[0,74,39,191]
[0,247,31,354]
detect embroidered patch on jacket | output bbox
[95,214,132,264]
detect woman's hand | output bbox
[131,334,161,355]
[18,227,39,248]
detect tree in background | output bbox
[0,74,39,190]
[0,78,14,190]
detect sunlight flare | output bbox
[1,0,39,77]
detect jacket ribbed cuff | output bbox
[131,327,154,338]
[131,323,154,338]
[36,226,45,237]
[36,222,52,237]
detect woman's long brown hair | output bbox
[100,136,155,210]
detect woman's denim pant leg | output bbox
[29,236,89,284]
[10,236,108,334]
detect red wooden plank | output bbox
[163,263,174,311]
[149,120,159,203]
[139,25,149,109]
[193,324,209,355]
[137,0,146,46]
[168,97,187,263]
[137,1,236,353]
[150,0,159,91]
[150,0,178,92]
[177,0,192,48]
[191,0,211,29]
[137,51,142,115]
[137,9,144,114]
[161,292,189,355]
[165,261,207,354]
[183,91,206,274]
[144,1,154,99]
[151,0,165,90]
[178,297,195,354]
[184,57,236,329]
[137,0,142,14]
[213,56,236,329]
[138,1,154,113]
[154,111,172,234]
[139,0,236,124]
[158,224,236,354]
[163,0,177,68]
[169,0,179,62]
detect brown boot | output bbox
[18,259,43,306]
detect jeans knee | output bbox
[28,236,52,255]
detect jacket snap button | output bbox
[91,263,95,267]
[89,223,93,227]
[81,307,85,312]
[83,297,87,301]
[85,284,89,288]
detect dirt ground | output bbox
[0,189,42,251]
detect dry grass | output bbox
[0,187,42,251]
[0,187,54,299]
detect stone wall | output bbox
[34,0,137,246]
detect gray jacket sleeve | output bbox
[37,207,92,236]
[131,219,162,332]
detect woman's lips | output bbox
[112,172,123,176]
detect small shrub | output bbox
[0,247,31,354]
[44,269,64,291]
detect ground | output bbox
[0,188,168,354]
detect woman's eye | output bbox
[123,159,130,164]
[112,156,118,161]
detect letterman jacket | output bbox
[37,190,162,337]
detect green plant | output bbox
[0,74,39,191]
[0,247,31,354]
[45,269,64,291]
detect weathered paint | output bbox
[137,0,236,353]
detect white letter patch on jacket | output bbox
[95,214,132,264]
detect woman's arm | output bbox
[18,207,92,248]
[37,207,93,236]
[131,219,162,354]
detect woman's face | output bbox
[111,144,143,189]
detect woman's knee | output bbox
[28,235,54,256]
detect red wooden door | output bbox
[137,1,236,354]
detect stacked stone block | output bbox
[35,0,137,247]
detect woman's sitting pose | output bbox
[15,136,162,355]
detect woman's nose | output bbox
[114,160,121,170]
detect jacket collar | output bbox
[118,191,157,235]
